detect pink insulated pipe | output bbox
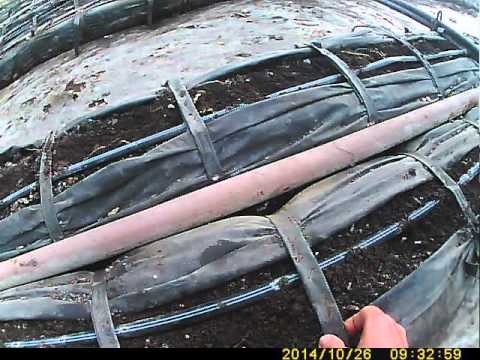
[0,88,478,291]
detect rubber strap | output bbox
[402,153,479,232]
[29,1,37,36]
[146,0,154,26]
[73,0,83,56]
[310,44,379,125]
[268,211,349,344]
[31,15,38,37]
[388,33,442,96]
[462,119,480,132]
[168,79,223,181]
[91,270,120,348]
[377,33,443,96]
[353,26,443,97]
[39,132,64,243]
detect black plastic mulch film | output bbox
[0,108,478,345]
[0,21,477,347]
[0,3,479,346]
[1,30,478,260]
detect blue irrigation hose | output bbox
[186,32,445,88]
[0,49,468,210]
[4,162,478,348]
[0,122,196,208]
[0,104,240,209]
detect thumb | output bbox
[319,334,346,348]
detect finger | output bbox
[394,323,409,347]
[345,306,384,335]
[344,313,361,336]
[319,334,346,348]
[380,314,408,346]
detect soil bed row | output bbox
[0,148,477,347]
[0,37,462,221]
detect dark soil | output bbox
[1,54,338,219]
[411,38,458,55]
[191,56,337,116]
[0,153,38,212]
[447,147,480,214]
[0,37,464,222]
[118,150,477,348]
[334,40,412,70]
[0,149,477,348]
[59,95,182,167]
[336,38,460,78]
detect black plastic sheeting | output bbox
[375,229,478,347]
[0,0,227,89]
[3,57,480,258]
[0,0,74,51]
[0,30,453,157]
[0,109,477,323]
[0,56,478,260]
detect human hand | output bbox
[319,305,408,348]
